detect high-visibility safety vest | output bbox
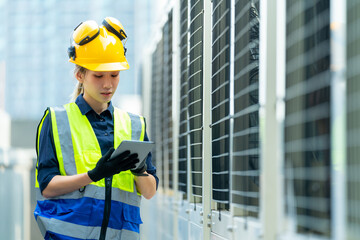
[34,102,146,240]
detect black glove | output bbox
[131,158,148,177]
[88,147,139,182]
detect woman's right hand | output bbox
[87,147,139,182]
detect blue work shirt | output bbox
[37,94,158,193]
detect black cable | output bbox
[99,177,112,240]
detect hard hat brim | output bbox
[69,59,129,72]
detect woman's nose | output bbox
[103,77,112,89]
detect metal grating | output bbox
[151,40,165,189]
[188,0,204,202]
[162,11,174,190]
[284,0,331,236]
[178,0,189,195]
[232,0,260,217]
[211,0,231,209]
[347,1,360,238]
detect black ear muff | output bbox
[102,19,127,41]
[67,46,76,60]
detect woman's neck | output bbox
[83,95,109,115]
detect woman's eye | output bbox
[94,75,103,78]
[111,74,119,78]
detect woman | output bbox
[34,17,158,240]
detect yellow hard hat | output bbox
[67,17,129,71]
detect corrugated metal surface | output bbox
[285,0,331,236]
[151,40,165,189]
[188,0,204,203]
[178,0,189,195]
[347,0,360,238]
[142,1,357,239]
[162,11,174,190]
[232,0,260,217]
[211,0,231,209]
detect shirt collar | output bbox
[75,94,114,117]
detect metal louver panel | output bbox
[151,40,165,189]
[211,0,230,208]
[162,11,173,190]
[188,0,204,202]
[232,0,260,217]
[347,0,360,238]
[178,0,189,194]
[285,0,331,236]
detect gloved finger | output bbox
[126,153,139,161]
[103,147,115,159]
[128,164,138,171]
[113,168,122,175]
[129,158,140,165]
[123,159,139,170]
[118,163,137,172]
[109,150,131,162]
[117,150,131,159]
[113,161,137,174]
[114,157,138,169]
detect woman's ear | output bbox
[75,71,85,83]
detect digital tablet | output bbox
[110,140,155,170]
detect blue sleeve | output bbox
[37,110,60,193]
[144,132,159,190]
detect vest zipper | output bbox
[99,176,112,240]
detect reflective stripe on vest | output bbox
[35,184,141,207]
[51,106,77,176]
[37,216,139,240]
[35,103,145,239]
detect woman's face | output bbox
[76,70,120,112]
